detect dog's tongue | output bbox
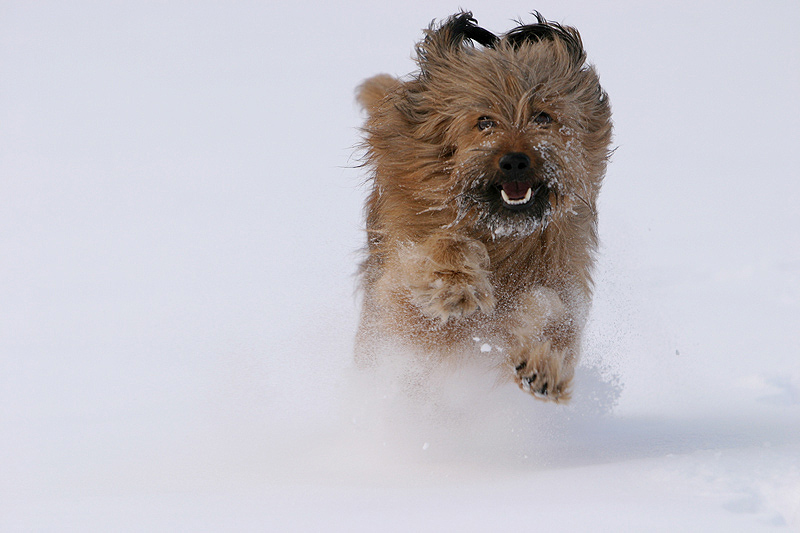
[501,181,532,201]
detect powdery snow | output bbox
[1,1,799,531]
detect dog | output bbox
[354,12,612,402]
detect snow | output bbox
[2,1,799,531]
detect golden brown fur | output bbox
[355,12,613,402]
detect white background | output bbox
[2,1,799,530]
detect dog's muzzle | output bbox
[497,152,547,212]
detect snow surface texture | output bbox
[2,1,799,531]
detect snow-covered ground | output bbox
[2,1,799,531]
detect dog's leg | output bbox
[506,287,579,402]
[398,232,495,323]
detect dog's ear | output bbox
[437,11,498,49]
[356,74,400,113]
[503,12,586,66]
[417,12,497,69]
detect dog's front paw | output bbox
[410,268,495,323]
[510,341,572,402]
[399,233,495,323]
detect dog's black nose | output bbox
[499,152,530,175]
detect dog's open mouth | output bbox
[498,181,544,211]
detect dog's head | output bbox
[359,12,612,238]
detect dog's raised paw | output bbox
[411,268,495,323]
[511,343,572,403]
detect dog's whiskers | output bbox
[416,205,448,215]
[573,191,596,216]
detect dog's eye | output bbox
[533,112,553,125]
[477,117,497,131]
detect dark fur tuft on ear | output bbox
[503,11,586,65]
[418,11,498,66]
[443,11,498,48]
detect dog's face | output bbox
[360,13,612,239]
[444,88,588,238]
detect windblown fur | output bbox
[355,12,613,402]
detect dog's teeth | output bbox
[501,187,533,206]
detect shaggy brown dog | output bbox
[355,12,612,402]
